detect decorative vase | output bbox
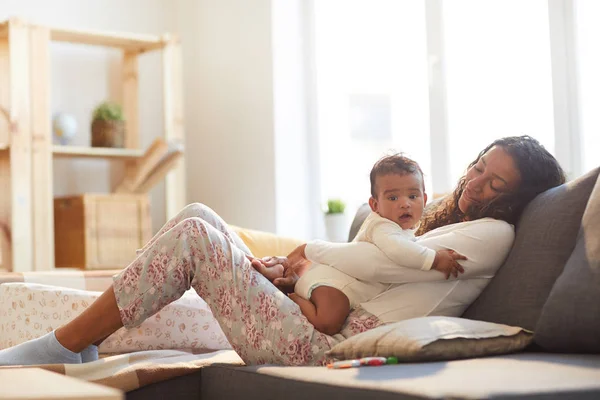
[324,213,350,243]
[91,120,125,148]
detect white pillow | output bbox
[0,282,231,353]
[328,316,532,361]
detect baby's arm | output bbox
[306,219,515,283]
[288,294,318,323]
[289,287,350,336]
[369,219,436,270]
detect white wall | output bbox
[0,0,174,231]
[171,0,313,238]
[172,0,312,237]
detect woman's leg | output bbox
[87,203,250,350]
[136,203,252,257]
[1,216,335,366]
[113,217,336,365]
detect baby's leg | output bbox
[291,287,350,336]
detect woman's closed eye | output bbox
[490,184,503,193]
[473,163,503,192]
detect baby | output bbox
[289,154,465,335]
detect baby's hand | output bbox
[248,255,285,281]
[432,249,466,279]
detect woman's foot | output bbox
[0,331,82,366]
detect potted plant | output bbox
[91,101,125,148]
[324,198,350,242]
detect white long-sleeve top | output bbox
[304,218,515,324]
[353,212,436,270]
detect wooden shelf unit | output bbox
[0,17,186,272]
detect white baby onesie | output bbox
[295,212,436,307]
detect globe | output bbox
[52,113,78,145]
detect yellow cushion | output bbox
[230,226,305,259]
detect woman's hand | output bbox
[272,244,311,294]
[250,244,312,293]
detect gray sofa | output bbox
[128,167,600,400]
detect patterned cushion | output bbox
[534,170,600,352]
[462,168,600,330]
[0,282,231,353]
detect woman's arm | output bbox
[305,219,514,283]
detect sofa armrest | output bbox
[230,226,305,259]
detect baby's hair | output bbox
[370,154,424,198]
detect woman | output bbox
[0,136,565,366]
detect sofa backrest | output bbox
[462,167,600,330]
[348,204,371,242]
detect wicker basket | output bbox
[91,119,125,148]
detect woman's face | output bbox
[458,146,522,213]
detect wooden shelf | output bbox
[0,17,186,272]
[0,19,172,52]
[52,145,144,160]
[50,26,169,53]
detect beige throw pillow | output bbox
[328,316,532,361]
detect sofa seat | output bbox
[213,353,600,400]
[126,352,600,400]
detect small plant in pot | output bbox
[91,101,125,148]
[324,198,349,242]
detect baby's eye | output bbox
[409,195,417,200]
[388,196,398,201]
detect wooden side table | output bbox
[0,368,123,400]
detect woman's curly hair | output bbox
[416,136,566,236]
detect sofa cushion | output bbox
[231,225,305,258]
[326,316,531,361]
[534,169,600,352]
[462,167,600,330]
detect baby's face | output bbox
[369,173,427,230]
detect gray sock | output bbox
[80,345,99,363]
[0,331,82,366]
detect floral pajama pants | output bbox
[113,203,383,366]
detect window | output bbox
[443,0,555,183]
[313,0,430,212]
[309,0,591,236]
[574,0,600,174]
